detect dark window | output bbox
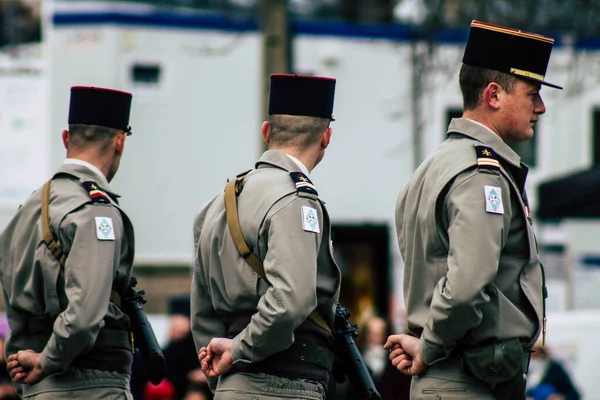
[445,108,463,130]
[593,108,600,166]
[445,108,462,140]
[131,64,162,84]
[330,224,391,322]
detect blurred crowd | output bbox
[130,296,212,400]
[526,342,580,400]
[0,318,18,400]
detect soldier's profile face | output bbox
[499,79,546,143]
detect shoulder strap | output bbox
[475,145,501,172]
[41,179,123,307]
[223,171,331,332]
[41,180,68,267]
[224,173,266,282]
[289,172,319,198]
[81,181,112,204]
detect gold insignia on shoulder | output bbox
[475,145,500,171]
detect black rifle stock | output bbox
[332,304,382,400]
[123,277,167,385]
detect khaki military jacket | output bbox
[396,118,544,366]
[191,150,341,370]
[0,161,134,392]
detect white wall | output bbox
[50,23,262,264]
[295,35,413,223]
[0,0,53,231]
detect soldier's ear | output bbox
[114,132,126,155]
[262,121,271,144]
[62,130,70,150]
[321,127,332,149]
[483,82,502,110]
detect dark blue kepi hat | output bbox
[269,74,336,120]
[68,86,133,134]
[463,20,562,90]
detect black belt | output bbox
[27,315,132,352]
[94,328,133,351]
[276,341,335,371]
[239,341,335,383]
[29,328,132,351]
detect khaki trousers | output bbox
[214,372,327,400]
[410,356,526,400]
[16,368,131,399]
[23,387,133,400]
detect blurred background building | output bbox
[2,0,600,398]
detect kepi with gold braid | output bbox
[463,20,562,90]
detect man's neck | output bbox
[462,110,502,139]
[270,147,317,173]
[286,154,310,176]
[65,152,110,180]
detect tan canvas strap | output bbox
[42,180,68,267]
[224,177,267,282]
[110,291,122,307]
[41,179,122,308]
[223,173,331,333]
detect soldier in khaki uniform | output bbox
[385,21,563,400]
[0,87,136,399]
[192,74,341,400]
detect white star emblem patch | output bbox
[301,206,320,233]
[95,217,115,240]
[484,185,504,215]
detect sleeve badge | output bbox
[95,217,116,240]
[301,206,320,233]
[484,185,504,214]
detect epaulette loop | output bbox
[82,181,111,204]
[289,172,318,196]
[475,145,500,171]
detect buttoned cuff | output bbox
[39,348,66,376]
[419,337,449,366]
[230,335,251,369]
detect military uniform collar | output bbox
[447,118,522,167]
[58,160,121,199]
[256,150,305,173]
[285,154,310,176]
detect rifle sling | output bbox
[223,174,331,333]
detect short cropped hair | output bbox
[269,115,330,149]
[68,124,122,153]
[459,64,519,110]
